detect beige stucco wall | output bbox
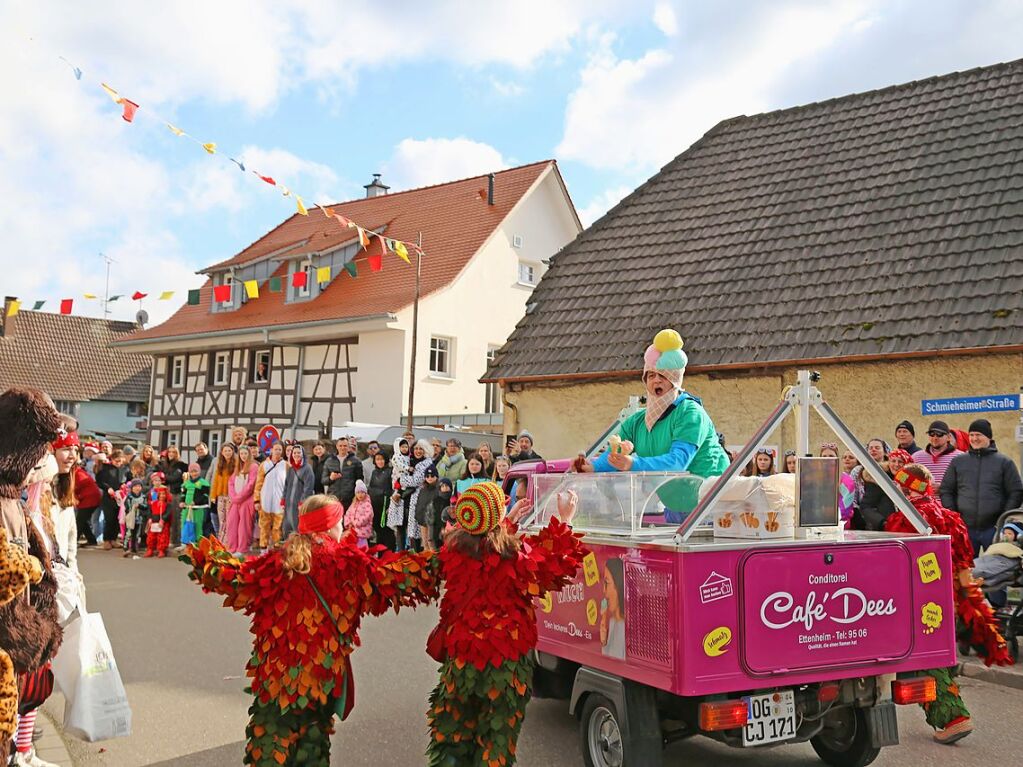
[503,352,1023,466]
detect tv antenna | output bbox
[100,252,117,319]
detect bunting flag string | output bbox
[27,38,425,265]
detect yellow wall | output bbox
[503,353,1023,466]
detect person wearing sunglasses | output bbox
[910,420,963,488]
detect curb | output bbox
[958,655,1023,690]
[37,707,77,767]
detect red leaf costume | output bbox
[427,515,586,766]
[183,534,437,766]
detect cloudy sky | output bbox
[2,1,1022,324]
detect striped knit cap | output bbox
[454,481,506,535]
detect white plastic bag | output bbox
[51,613,132,742]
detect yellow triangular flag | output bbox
[5,300,20,317]
[394,242,411,264]
[296,196,308,216]
[316,266,331,284]
[166,123,185,136]
[158,291,174,300]
[202,142,216,154]
[100,83,122,103]
[83,293,97,299]
[244,280,259,299]
[357,227,370,249]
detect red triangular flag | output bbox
[333,213,352,228]
[367,253,383,272]
[121,99,140,122]
[291,270,308,288]
[60,299,73,315]
[213,284,232,303]
[131,291,147,300]
[259,175,276,186]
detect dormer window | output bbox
[296,265,312,298]
[287,262,317,303]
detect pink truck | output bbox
[506,372,957,767]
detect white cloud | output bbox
[577,185,634,227]
[653,3,679,37]
[558,2,878,172]
[490,77,526,98]
[382,138,508,191]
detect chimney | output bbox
[0,296,16,338]
[364,173,390,198]
[487,173,495,206]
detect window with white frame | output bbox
[167,431,180,449]
[170,356,185,388]
[251,349,271,384]
[211,350,231,386]
[296,264,312,298]
[126,402,147,417]
[429,336,452,377]
[54,400,79,417]
[203,429,223,458]
[517,262,536,286]
[485,346,501,414]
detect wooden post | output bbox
[406,234,422,430]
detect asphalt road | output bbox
[46,547,1023,766]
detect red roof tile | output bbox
[126,161,556,342]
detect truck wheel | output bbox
[810,707,880,767]
[580,694,625,767]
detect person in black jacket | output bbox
[858,449,912,530]
[309,442,327,495]
[95,450,127,549]
[194,441,214,478]
[509,431,544,464]
[367,452,394,550]
[321,438,364,508]
[431,478,454,549]
[940,419,1023,556]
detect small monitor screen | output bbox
[796,457,840,528]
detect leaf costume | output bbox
[427,492,585,767]
[884,491,1011,729]
[183,534,437,766]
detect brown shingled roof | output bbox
[125,161,558,341]
[487,59,1023,382]
[0,311,151,402]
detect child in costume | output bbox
[181,463,212,547]
[343,480,374,549]
[145,473,172,558]
[884,462,1012,744]
[575,329,729,478]
[123,480,148,557]
[183,494,437,766]
[427,482,586,766]
[385,438,412,550]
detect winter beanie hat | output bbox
[454,481,506,535]
[895,420,915,437]
[1002,521,1023,540]
[354,479,368,495]
[642,329,688,431]
[968,419,993,440]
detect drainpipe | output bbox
[503,393,519,445]
[291,345,305,439]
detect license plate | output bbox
[741,691,796,746]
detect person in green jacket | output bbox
[577,329,729,478]
[181,463,212,545]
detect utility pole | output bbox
[101,252,116,318]
[406,233,422,430]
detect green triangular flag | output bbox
[108,295,123,302]
[187,289,201,306]
[344,261,357,278]
[31,300,45,311]
[269,276,283,293]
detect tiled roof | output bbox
[487,59,1023,381]
[0,312,151,402]
[125,161,558,341]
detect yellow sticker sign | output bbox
[917,553,942,584]
[586,599,598,626]
[921,602,943,634]
[582,552,600,587]
[539,592,553,614]
[702,626,732,657]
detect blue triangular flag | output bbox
[231,158,246,172]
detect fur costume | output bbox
[427,483,586,767]
[0,528,42,755]
[183,534,437,766]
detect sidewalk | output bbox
[959,654,1023,690]
[35,708,76,767]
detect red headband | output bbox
[298,502,344,534]
[51,428,79,450]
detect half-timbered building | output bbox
[116,161,580,452]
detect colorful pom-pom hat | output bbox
[454,481,506,535]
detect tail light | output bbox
[892,677,936,704]
[699,700,749,731]
[817,683,841,703]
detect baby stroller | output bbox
[973,508,1023,661]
